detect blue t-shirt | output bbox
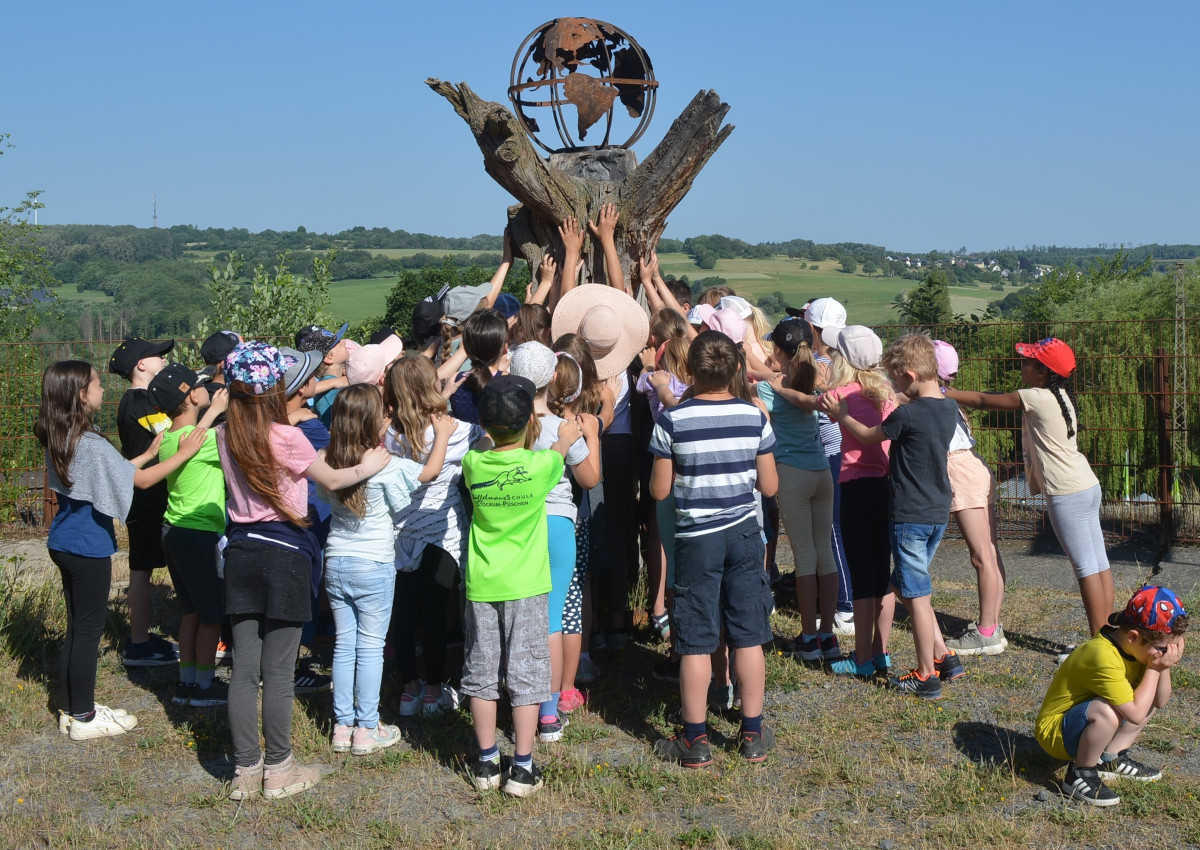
[49,493,118,558]
[297,417,332,548]
[756,382,827,472]
[313,377,341,429]
[649,397,776,538]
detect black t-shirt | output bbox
[880,395,958,524]
[117,388,171,522]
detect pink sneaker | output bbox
[331,723,353,753]
[351,722,402,756]
[559,688,586,713]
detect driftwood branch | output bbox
[426,77,733,290]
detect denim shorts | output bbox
[672,517,772,655]
[888,521,946,599]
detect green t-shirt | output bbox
[462,447,563,602]
[1035,628,1142,760]
[160,425,226,534]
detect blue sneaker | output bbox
[830,653,874,678]
[873,653,893,677]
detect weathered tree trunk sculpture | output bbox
[426,78,733,289]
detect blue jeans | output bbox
[325,556,396,727]
[888,522,946,600]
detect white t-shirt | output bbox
[531,414,590,522]
[1018,387,1098,497]
[320,457,423,563]
[384,419,485,569]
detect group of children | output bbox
[37,217,1187,807]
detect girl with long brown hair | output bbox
[383,355,489,717]
[217,342,390,801]
[37,361,207,740]
[318,384,454,756]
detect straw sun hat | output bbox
[550,284,649,380]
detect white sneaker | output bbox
[69,705,138,741]
[422,684,460,716]
[399,680,424,717]
[833,611,856,637]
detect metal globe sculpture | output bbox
[508,18,658,154]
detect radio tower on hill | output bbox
[153,194,158,228]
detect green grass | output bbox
[49,286,116,305]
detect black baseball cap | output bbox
[200,330,242,366]
[369,326,400,346]
[294,322,349,354]
[478,375,535,433]
[412,292,446,344]
[109,337,175,380]
[766,318,813,356]
[148,363,202,412]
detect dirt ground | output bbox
[1,536,1198,849]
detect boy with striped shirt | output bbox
[649,331,779,766]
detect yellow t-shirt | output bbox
[1035,629,1142,760]
[1018,387,1098,497]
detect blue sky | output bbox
[5,1,1197,253]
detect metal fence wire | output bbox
[3,322,1198,550]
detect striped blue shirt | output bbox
[649,397,776,538]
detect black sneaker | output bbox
[1062,764,1120,806]
[470,758,503,792]
[889,669,943,700]
[124,637,178,667]
[786,635,822,662]
[653,731,713,768]
[171,682,194,705]
[503,764,544,798]
[819,634,841,661]
[537,714,568,743]
[1098,750,1162,782]
[190,680,229,707]
[935,649,966,681]
[738,723,775,763]
[293,666,332,694]
[651,658,680,683]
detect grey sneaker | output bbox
[1062,764,1119,806]
[945,623,1008,656]
[1097,750,1162,782]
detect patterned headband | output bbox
[555,352,583,404]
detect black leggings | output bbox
[50,550,112,716]
[391,545,458,686]
[839,476,892,600]
[599,433,637,628]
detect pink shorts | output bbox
[947,450,996,513]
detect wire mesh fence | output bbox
[3,322,1198,549]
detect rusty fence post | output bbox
[1154,348,1175,559]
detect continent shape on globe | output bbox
[563,74,619,139]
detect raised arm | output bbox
[196,388,229,429]
[482,232,514,309]
[556,216,585,302]
[639,254,664,314]
[822,394,886,445]
[135,429,206,489]
[568,413,602,489]
[588,203,625,294]
[944,387,1023,411]
[527,253,556,307]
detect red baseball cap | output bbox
[1115,585,1187,634]
[1015,337,1076,377]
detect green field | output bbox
[50,255,1021,331]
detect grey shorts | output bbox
[460,594,551,707]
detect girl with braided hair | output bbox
[946,338,1113,644]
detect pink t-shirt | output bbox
[217,423,318,524]
[828,382,895,483]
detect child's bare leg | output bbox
[816,571,838,633]
[679,654,713,725]
[512,703,539,756]
[470,697,499,751]
[796,575,819,636]
[646,514,667,619]
[901,594,939,677]
[873,593,896,657]
[1079,571,1115,636]
[128,570,152,644]
[196,621,221,669]
[956,506,1005,630]
[852,598,875,660]
[178,612,198,666]
[1106,708,1152,754]
[548,632,564,695]
[561,633,581,689]
[710,643,730,686]
[1074,700,1122,766]
[732,645,765,719]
